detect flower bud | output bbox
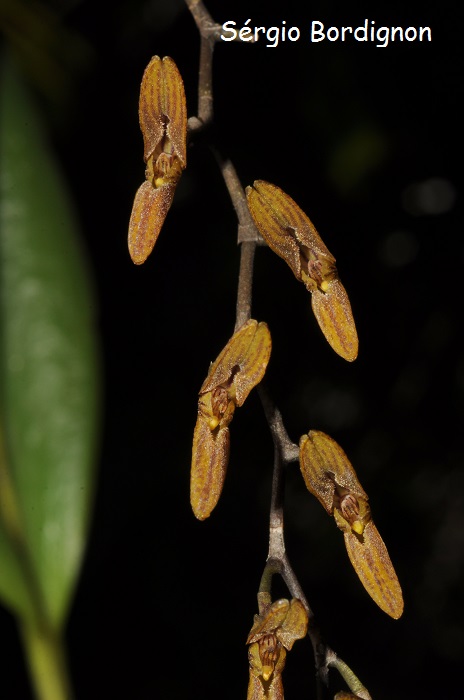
[246,181,358,361]
[299,430,403,619]
[191,320,271,520]
[128,56,187,264]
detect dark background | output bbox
[1,0,462,697]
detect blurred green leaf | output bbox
[0,499,36,619]
[0,53,100,630]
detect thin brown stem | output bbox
[256,390,327,693]
[234,241,255,330]
[212,154,264,329]
[184,0,221,126]
[197,35,214,124]
[257,383,299,464]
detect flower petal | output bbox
[139,56,187,166]
[128,180,175,265]
[299,431,367,514]
[340,518,404,619]
[311,279,358,362]
[247,599,290,644]
[200,320,271,406]
[190,417,230,521]
[276,599,308,650]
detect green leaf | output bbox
[0,53,100,630]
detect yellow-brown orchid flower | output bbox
[247,598,308,700]
[191,320,272,520]
[246,181,358,362]
[299,430,403,619]
[128,56,187,264]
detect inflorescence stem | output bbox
[184,2,372,697]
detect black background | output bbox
[1,0,462,697]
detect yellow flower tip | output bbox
[320,279,330,292]
[351,519,365,535]
[192,507,209,522]
[208,416,219,430]
[262,666,273,682]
